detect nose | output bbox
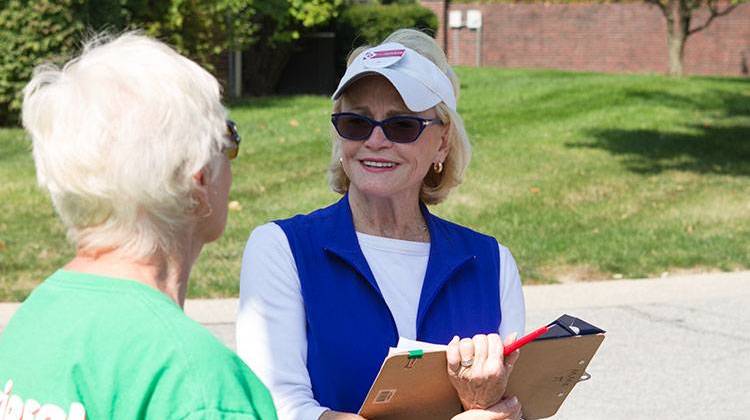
[364,124,391,149]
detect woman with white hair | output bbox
[0,33,276,419]
[237,29,525,420]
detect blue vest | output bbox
[275,195,501,414]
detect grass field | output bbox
[1,67,749,301]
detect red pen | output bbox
[503,324,550,356]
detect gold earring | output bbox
[433,161,444,174]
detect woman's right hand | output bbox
[451,397,522,420]
[446,333,520,410]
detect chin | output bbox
[353,185,397,198]
[200,218,228,244]
[205,229,225,243]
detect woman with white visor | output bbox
[237,29,526,420]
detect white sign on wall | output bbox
[448,10,463,28]
[466,10,482,29]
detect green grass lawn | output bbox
[1,68,749,301]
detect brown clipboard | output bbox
[358,316,605,420]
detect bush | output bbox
[0,1,343,124]
[0,0,264,125]
[335,2,438,72]
[0,0,88,126]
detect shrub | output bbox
[0,0,89,126]
[0,1,343,124]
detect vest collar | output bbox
[322,194,380,294]
[322,194,476,335]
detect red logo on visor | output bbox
[364,49,406,60]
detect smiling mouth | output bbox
[361,160,397,168]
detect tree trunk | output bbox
[666,0,689,76]
[667,24,686,76]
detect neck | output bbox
[64,236,203,308]
[348,188,429,242]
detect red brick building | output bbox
[420,1,750,76]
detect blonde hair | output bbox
[22,32,231,259]
[328,28,471,205]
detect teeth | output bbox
[363,160,396,168]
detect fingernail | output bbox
[450,335,459,344]
[510,396,519,406]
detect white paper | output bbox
[388,337,448,356]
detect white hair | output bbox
[21,32,230,259]
[328,28,472,204]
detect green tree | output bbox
[0,0,343,124]
[140,0,259,74]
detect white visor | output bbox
[332,42,457,112]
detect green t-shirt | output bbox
[0,270,277,419]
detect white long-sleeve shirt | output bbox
[236,222,526,420]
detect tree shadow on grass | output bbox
[622,87,750,118]
[568,88,750,176]
[575,125,750,175]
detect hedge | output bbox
[0,0,89,126]
[0,0,340,125]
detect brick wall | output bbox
[420,0,750,76]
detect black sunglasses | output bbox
[224,119,241,160]
[331,112,443,144]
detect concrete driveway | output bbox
[521,272,750,419]
[2,271,748,419]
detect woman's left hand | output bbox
[446,333,520,410]
[451,397,522,420]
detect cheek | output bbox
[340,140,360,159]
[412,135,443,165]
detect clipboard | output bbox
[358,314,605,420]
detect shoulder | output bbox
[140,305,238,371]
[496,242,521,285]
[184,336,275,409]
[497,242,516,264]
[242,222,297,280]
[245,222,289,250]
[147,315,277,418]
